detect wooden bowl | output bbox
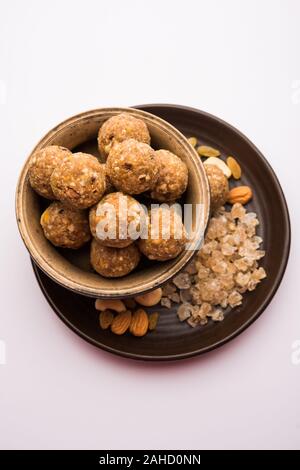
[16,108,210,298]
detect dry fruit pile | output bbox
[95,292,162,337]
[28,113,188,279]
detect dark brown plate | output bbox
[31,104,291,361]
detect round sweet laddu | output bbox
[40,201,91,249]
[50,152,106,209]
[89,192,145,248]
[138,206,187,261]
[204,164,229,211]
[151,149,188,202]
[28,145,72,199]
[90,239,141,277]
[106,139,158,195]
[98,113,151,159]
[101,163,115,194]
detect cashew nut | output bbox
[204,157,232,178]
[134,288,162,307]
[95,299,126,313]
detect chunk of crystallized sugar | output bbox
[179,289,193,303]
[219,273,235,290]
[190,286,202,304]
[210,309,224,321]
[177,303,194,321]
[187,316,200,327]
[231,203,246,219]
[221,243,236,256]
[235,271,251,287]
[198,302,212,317]
[211,259,228,274]
[172,272,191,289]
[234,258,249,272]
[169,292,180,303]
[161,297,172,309]
[183,260,198,275]
[228,290,243,307]
[162,283,176,296]
[196,265,210,280]
[252,235,263,246]
[252,267,267,280]
[240,212,259,226]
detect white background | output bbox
[0,0,299,450]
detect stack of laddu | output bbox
[28,113,189,278]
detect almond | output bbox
[197,145,220,158]
[227,186,252,205]
[134,288,162,307]
[226,156,241,180]
[111,310,132,335]
[130,309,149,337]
[99,310,114,330]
